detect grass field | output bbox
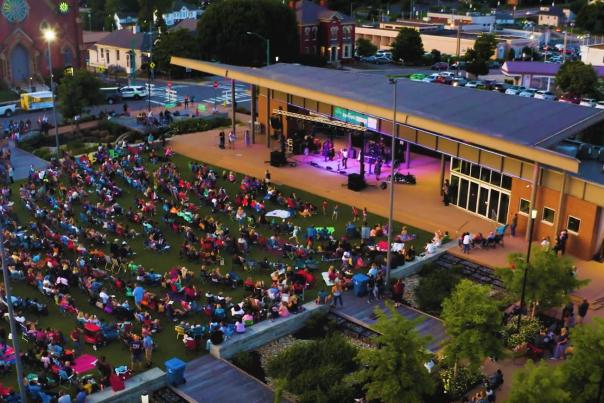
[0,151,431,391]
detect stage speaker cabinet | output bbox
[379,181,388,190]
[348,173,366,191]
[270,151,287,167]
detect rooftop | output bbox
[294,0,353,25]
[95,29,154,51]
[169,18,198,32]
[502,61,604,77]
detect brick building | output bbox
[0,0,83,86]
[290,0,355,64]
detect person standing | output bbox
[184,96,189,110]
[264,169,271,185]
[578,299,590,324]
[244,129,251,147]
[341,148,348,169]
[70,328,82,357]
[352,206,359,222]
[218,131,225,149]
[442,179,450,206]
[143,333,154,368]
[511,213,518,237]
[462,232,471,254]
[331,204,339,221]
[129,335,145,371]
[133,283,145,311]
[374,159,382,181]
[228,131,236,149]
[366,275,375,303]
[331,283,343,307]
[322,200,328,215]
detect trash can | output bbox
[352,273,369,297]
[165,357,186,386]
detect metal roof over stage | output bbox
[171,57,604,173]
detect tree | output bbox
[153,29,198,77]
[349,304,435,403]
[576,2,604,35]
[430,49,442,63]
[56,70,103,127]
[555,61,599,97]
[465,33,497,77]
[507,361,571,403]
[137,0,172,31]
[197,0,299,66]
[497,249,589,316]
[441,279,504,372]
[561,318,604,401]
[355,38,378,57]
[390,27,424,65]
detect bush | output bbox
[293,312,337,340]
[33,147,53,161]
[231,351,266,382]
[415,264,462,315]
[439,366,484,400]
[168,117,230,135]
[502,315,542,349]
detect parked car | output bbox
[451,61,466,70]
[119,86,149,100]
[464,80,483,88]
[580,98,597,107]
[534,90,556,100]
[477,80,496,90]
[0,102,17,117]
[596,101,604,109]
[518,88,538,98]
[421,75,438,83]
[431,62,449,70]
[100,87,123,104]
[376,50,393,59]
[504,85,526,95]
[558,94,580,104]
[439,71,456,78]
[409,73,427,81]
[492,83,510,93]
[434,75,452,85]
[373,55,392,64]
[451,77,468,87]
[360,55,377,63]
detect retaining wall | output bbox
[87,368,167,403]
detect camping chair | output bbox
[174,325,186,340]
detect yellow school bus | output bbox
[20,91,54,111]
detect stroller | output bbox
[83,323,104,348]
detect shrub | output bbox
[231,351,266,382]
[33,147,53,161]
[502,315,542,349]
[439,366,484,400]
[168,117,230,135]
[415,264,462,315]
[293,312,337,340]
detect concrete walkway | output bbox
[10,144,48,180]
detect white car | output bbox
[580,98,597,107]
[505,85,526,95]
[0,103,17,117]
[518,88,538,98]
[119,86,149,100]
[534,90,556,101]
[596,101,604,109]
[375,50,393,60]
[464,80,482,88]
[439,71,456,78]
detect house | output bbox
[290,0,355,64]
[162,1,203,27]
[426,12,495,31]
[87,28,153,75]
[114,13,138,30]
[581,43,604,67]
[169,19,199,33]
[537,7,573,27]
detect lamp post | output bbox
[246,31,270,67]
[517,208,538,331]
[43,29,61,157]
[385,77,398,287]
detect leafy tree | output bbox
[569,0,587,14]
[561,318,604,401]
[137,0,172,30]
[349,304,435,403]
[555,61,599,97]
[197,0,299,66]
[390,27,424,65]
[355,38,378,57]
[465,33,497,77]
[153,29,198,77]
[430,49,442,63]
[267,335,358,402]
[56,70,103,128]
[414,264,461,315]
[507,361,571,403]
[441,279,504,372]
[576,2,604,35]
[497,249,589,317]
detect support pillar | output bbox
[231,80,236,136]
[439,154,446,196]
[527,163,541,240]
[250,84,256,144]
[266,89,271,148]
[405,141,411,169]
[554,172,567,236]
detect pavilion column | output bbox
[527,163,541,240]
[439,154,446,196]
[250,84,256,144]
[554,172,568,236]
[231,80,236,137]
[405,141,411,169]
[266,88,271,148]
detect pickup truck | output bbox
[0,103,17,117]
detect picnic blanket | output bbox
[321,272,335,287]
[266,209,291,219]
[73,354,97,375]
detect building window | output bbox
[567,216,581,233]
[101,48,104,58]
[542,207,555,224]
[330,26,339,41]
[106,51,110,64]
[343,44,351,58]
[63,48,73,67]
[312,26,317,40]
[519,198,530,215]
[116,50,120,61]
[304,27,311,40]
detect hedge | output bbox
[168,117,231,135]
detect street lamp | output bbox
[43,28,61,157]
[517,208,538,331]
[246,31,270,67]
[385,77,398,287]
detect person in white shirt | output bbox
[462,233,472,254]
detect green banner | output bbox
[333,107,377,130]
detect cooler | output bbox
[165,357,186,386]
[352,273,369,297]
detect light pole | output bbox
[385,77,398,287]
[0,225,26,402]
[246,31,270,67]
[517,208,538,331]
[43,29,61,157]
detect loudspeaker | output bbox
[270,151,286,167]
[379,181,388,190]
[348,173,366,191]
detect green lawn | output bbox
[0,151,431,392]
[0,89,18,104]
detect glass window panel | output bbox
[519,198,530,214]
[468,182,479,212]
[471,164,480,179]
[459,178,469,209]
[491,171,502,187]
[480,167,491,183]
[501,175,512,190]
[450,175,460,206]
[489,189,500,221]
[498,193,509,224]
[542,207,555,224]
[451,158,461,172]
[461,161,471,175]
[567,216,581,233]
[478,186,489,216]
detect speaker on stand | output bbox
[347,173,367,191]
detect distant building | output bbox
[290,0,355,64]
[385,20,444,33]
[502,61,604,89]
[114,13,138,31]
[162,1,203,27]
[169,18,199,33]
[87,28,153,74]
[426,12,495,31]
[580,44,604,67]
[537,7,573,27]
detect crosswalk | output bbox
[201,83,251,106]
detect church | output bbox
[0,0,83,86]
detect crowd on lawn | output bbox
[0,138,431,401]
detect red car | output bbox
[558,94,580,104]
